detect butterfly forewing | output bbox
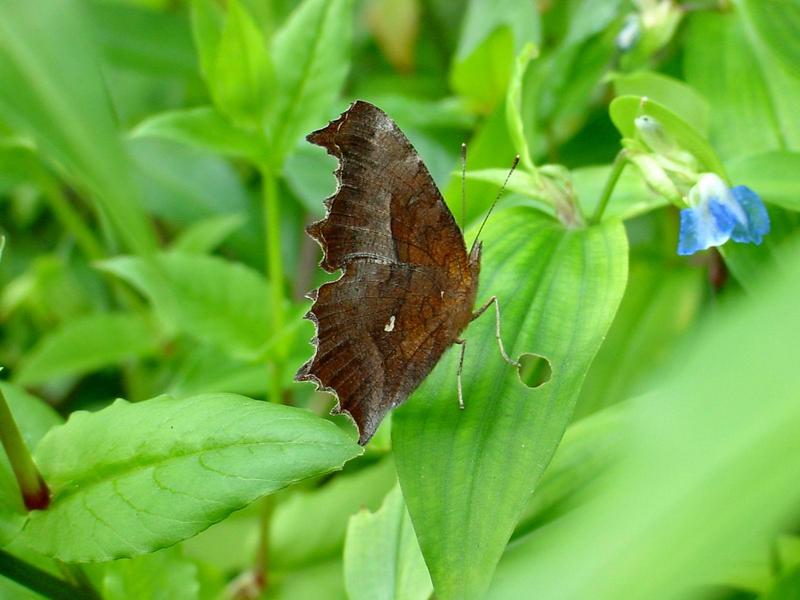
[296,101,480,444]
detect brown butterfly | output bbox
[296,101,518,445]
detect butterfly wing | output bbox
[297,101,479,444]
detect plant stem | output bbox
[0,550,99,600]
[591,150,628,225]
[0,386,49,510]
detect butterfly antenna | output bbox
[470,155,520,253]
[460,142,467,231]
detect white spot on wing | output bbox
[384,315,396,332]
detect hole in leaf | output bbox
[518,353,552,389]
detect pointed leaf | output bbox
[99,253,271,359]
[393,208,628,598]
[14,312,159,386]
[18,393,362,561]
[610,95,726,175]
[131,107,267,162]
[268,0,354,166]
[212,0,274,129]
[344,486,432,600]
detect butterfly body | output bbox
[296,100,480,444]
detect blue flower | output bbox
[677,173,770,256]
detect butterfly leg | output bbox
[471,296,521,368]
[454,338,467,410]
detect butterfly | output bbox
[296,101,518,445]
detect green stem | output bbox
[0,386,49,510]
[591,150,628,225]
[261,167,287,406]
[0,550,99,600]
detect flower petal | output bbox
[677,202,734,256]
[730,185,770,244]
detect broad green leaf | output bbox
[721,206,800,293]
[170,213,245,254]
[762,568,800,600]
[393,208,629,599]
[211,0,274,129]
[270,459,397,570]
[684,10,800,161]
[18,393,362,561]
[268,0,354,166]
[488,241,800,600]
[128,138,251,227]
[131,107,267,162]
[344,486,432,600]
[0,0,155,255]
[610,95,726,175]
[14,312,159,386]
[575,260,704,418]
[190,0,224,84]
[284,144,338,214]
[740,0,800,80]
[612,71,710,135]
[99,253,271,359]
[727,151,800,212]
[103,547,199,600]
[0,384,62,545]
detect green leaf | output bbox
[727,151,800,212]
[131,107,267,162]
[128,138,251,227]
[102,547,199,600]
[488,241,800,600]
[165,346,269,400]
[0,384,61,545]
[575,259,704,418]
[455,0,540,60]
[720,206,800,293]
[611,71,710,135]
[99,253,272,359]
[17,393,362,561]
[740,0,800,80]
[0,0,156,254]
[268,0,354,166]
[512,403,626,540]
[684,10,800,162]
[270,459,397,570]
[505,44,537,171]
[14,312,159,386]
[610,95,726,175]
[212,0,274,129]
[451,27,515,115]
[190,0,224,84]
[344,486,433,600]
[393,208,629,599]
[170,213,245,254]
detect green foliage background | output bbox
[0,0,799,599]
